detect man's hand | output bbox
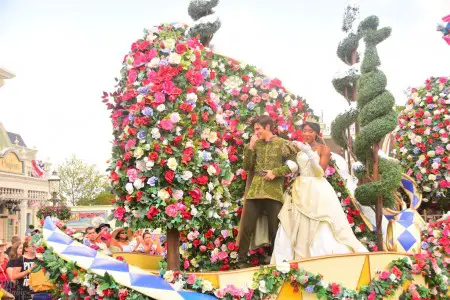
[249,134,259,150]
[264,170,276,181]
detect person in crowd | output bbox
[9,242,36,300]
[5,236,20,258]
[135,232,162,255]
[0,242,9,290]
[83,227,111,255]
[111,228,139,252]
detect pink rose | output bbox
[251,96,261,103]
[159,120,174,131]
[165,204,178,218]
[186,274,196,285]
[163,81,175,94]
[125,139,136,151]
[379,271,389,280]
[127,168,138,182]
[183,260,190,269]
[436,146,444,155]
[199,245,207,252]
[218,251,228,261]
[114,207,126,221]
[439,77,448,84]
[154,92,165,104]
[261,93,269,100]
[240,94,249,101]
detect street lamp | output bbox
[48,171,61,206]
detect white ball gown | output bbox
[271,150,368,264]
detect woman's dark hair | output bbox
[142,232,152,239]
[8,242,22,260]
[300,122,322,142]
[251,115,274,132]
[22,241,31,253]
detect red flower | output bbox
[136,191,143,201]
[116,160,123,168]
[193,239,201,248]
[35,246,45,253]
[173,136,183,145]
[391,266,402,278]
[148,152,159,161]
[227,242,236,251]
[160,119,174,131]
[196,175,209,185]
[188,188,202,204]
[146,206,159,220]
[330,283,340,296]
[205,230,213,239]
[103,289,114,297]
[164,170,175,184]
[175,43,187,54]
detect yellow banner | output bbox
[0,151,23,174]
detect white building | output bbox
[0,122,50,242]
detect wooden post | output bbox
[167,228,180,270]
[372,142,384,250]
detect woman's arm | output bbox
[11,266,32,280]
[318,145,331,171]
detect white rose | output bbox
[190,205,198,217]
[173,280,185,291]
[147,57,160,68]
[163,39,175,50]
[144,158,155,170]
[269,89,278,99]
[230,252,237,259]
[133,178,144,190]
[170,113,181,123]
[126,183,134,194]
[206,192,212,202]
[208,131,218,143]
[276,261,291,274]
[151,128,161,139]
[163,270,175,282]
[240,62,247,69]
[133,147,144,158]
[202,280,214,292]
[136,94,145,103]
[146,33,157,41]
[284,95,291,103]
[197,86,204,92]
[427,151,435,157]
[389,274,397,281]
[207,165,217,176]
[181,170,193,180]
[258,281,268,293]
[249,88,258,96]
[158,189,170,200]
[185,140,194,148]
[167,157,178,171]
[168,52,181,65]
[290,99,299,107]
[173,189,184,200]
[157,104,166,112]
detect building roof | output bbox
[6,132,27,147]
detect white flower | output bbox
[276,261,291,274]
[269,89,278,99]
[163,39,175,50]
[249,88,258,96]
[284,95,291,103]
[133,178,144,190]
[146,33,157,41]
[290,99,298,107]
[173,279,185,290]
[151,128,161,139]
[190,205,198,217]
[202,280,214,292]
[428,174,436,181]
[168,52,181,65]
[224,76,243,90]
[158,189,170,201]
[427,150,435,157]
[147,57,160,68]
[185,140,194,148]
[181,170,193,180]
[230,252,237,259]
[170,112,181,123]
[206,192,212,203]
[186,92,198,102]
[389,273,397,281]
[258,280,268,293]
[207,165,217,176]
[208,131,218,143]
[144,157,155,170]
[126,183,134,194]
[133,147,144,158]
[173,189,184,200]
[157,104,166,112]
[136,94,145,103]
[167,157,178,171]
[163,270,175,282]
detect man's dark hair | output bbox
[252,115,274,132]
[85,226,95,234]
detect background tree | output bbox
[186,0,221,47]
[57,155,108,206]
[77,191,115,206]
[331,0,361,173]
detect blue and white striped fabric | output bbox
[42,217,216,300]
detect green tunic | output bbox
[243,136,298,202]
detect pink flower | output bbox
[379,271,389,280]
[154,92,165,104]
[114,207,126,221]
[439,77,448,83]
[183,260,190,269]
[125,139,136,151]
[210,253,219,263]
[218,251,228,261]
[165,204,178,218]
[127,168,138,182]
[240,94,249,101]
[186,274,196,285]
[159,120,174,131]
[221,230,229,238]
[436,146,444,155]
[163,81,175,94]
[199,245,207,252]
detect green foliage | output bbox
[77,191,115,206]
[337,33,360,64]
[57,155,109,206]
[330,108,358,149]
[354,15,401,209]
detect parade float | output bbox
[21,1,449,299]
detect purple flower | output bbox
[128,114,135,121]
[142,107,153,116]
[138,86,149,95]
[421,242,429,250]
[137,131,146,140]
[305,286,314,293]
[246,102,255,110]
[201,68,209,79]
[159,59,169,66]
[147,176,158,186]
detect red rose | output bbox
[189,188,202,204]
[110,172,119,182]
[204,230,213,239]
[165,170,175,184]
[196,175,208,185]
[391,266,402,278]
[181,210,192,220]
[60,273,67,281]
[207,242,214,249]
[146,206,159,220]
[103,289,114,297]
[227,242,236,251]
[165,146,173,154]
[175,43,187,54]
[220,265,230,271]
[331,283,341,296]
[116,160,123,168]
[35,246,45,253]
[193,239,201,248]
[123,152,132,161]
[187,128,195,138]
[148,152,159,161]
[136,191,143,201]
[73,270,78,276]
[201,140,210,149]
[190,113,198,124]
[173,136,183,145]
[347,215,354,224]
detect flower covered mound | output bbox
[393,76,449,205]
[103,23,313,233]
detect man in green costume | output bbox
[237,115,298,268]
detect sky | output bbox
[0,0,449,173]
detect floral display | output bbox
[394,76,449,206]
[437,15,450,45]
[421,213,450,267]
[36,205,71,221]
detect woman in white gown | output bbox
[271,122,367,264]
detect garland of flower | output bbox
[31,216,448,300]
